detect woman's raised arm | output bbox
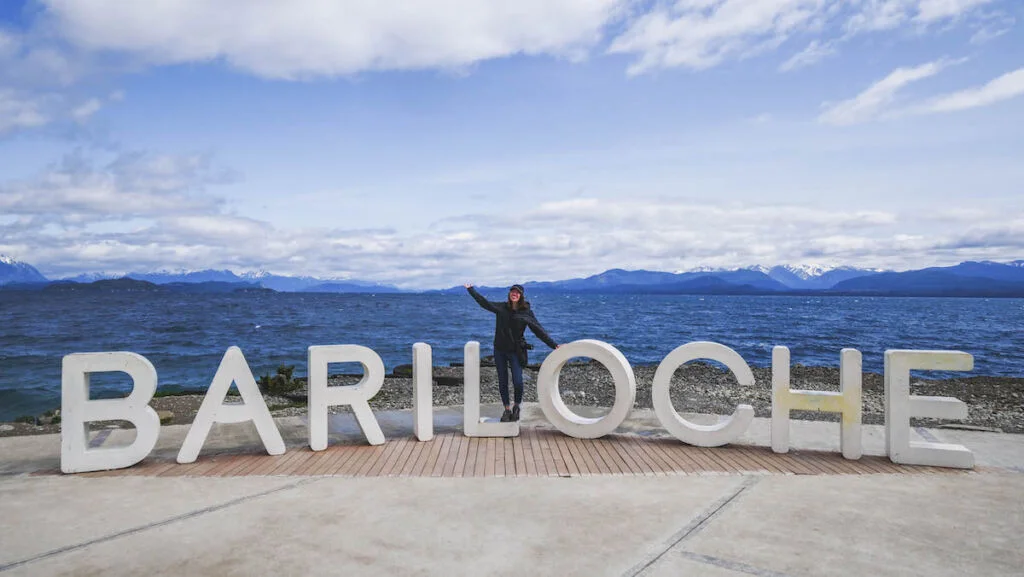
[466,285,501,314]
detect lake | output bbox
[1,291,1022,421]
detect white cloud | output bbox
[609,0,827,74]
[0,90,51,134]
[7,150,1019,288]
[818,58,955,125]
[71,98,102,120]
[779,39,837,71]
[0,151,228,224]
[611,0,1003,74]
[39,0,627,79]
[915,0,994,23]
[914,67,1024,113]
[820,62,1024,125]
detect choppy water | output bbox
[1,291,1022,420]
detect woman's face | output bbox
[509,290,521,303]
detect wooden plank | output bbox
[538,430,562,476]
[430,434,454,477]
[324,445,361,476]
[566,437,594,476]
[354,444,389,477]
[653,442,696,474]
[460,437,478,478]
[423,434,446,478]
[485,438,496,477]
[512,435,527,478]
[635,438,675,475]
[443,435,465,477]
[502,437,515,477]
[380,438,413,477]
[528,428,549,477]
[547,430,569,477]
[232,454,273,477]
[473,437,488,478]
[740,447,787,474]
[411,437,440,477]
[222,455,264,477]
[263,448,309,476]
[367,440,402,477]
[697,447,741,474]
[553,435,581,477]
[593,439,625,475]
[521,428,539,477]
[607,436,644,476]
[583,434,613,475]
[334,446,371,477]
[619,437,657,476]
[294,450,333,476]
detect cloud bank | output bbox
[2,151,1020,288]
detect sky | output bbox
[0,0,1021,289]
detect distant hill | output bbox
[831,269,1024,297]
[163,281,273,294]
[5,258,1022,297]
[0,256,47,285]
[303,282,403,294]
[44,278,162,293]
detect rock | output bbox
[435,375,462,387]
[157,410,174,425]
[0,424,12,432]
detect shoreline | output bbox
[3,361,1022,437]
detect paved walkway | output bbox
[2,404,1022,576]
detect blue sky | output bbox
[0,0,1021,288]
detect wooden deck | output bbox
[71,428,969,478]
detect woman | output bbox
[464,283,559,422]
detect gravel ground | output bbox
[4,362,1022,437]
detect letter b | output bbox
[61,352,161,474]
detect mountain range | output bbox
[1,256,1022,297]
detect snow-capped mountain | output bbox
[687,264,880,290]
[0,255,48,285]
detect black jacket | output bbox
[467,286,558,353]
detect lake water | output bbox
[1,291,1022,421]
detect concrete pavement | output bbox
[1,405,1022,576]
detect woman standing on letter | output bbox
[465,283,559,422]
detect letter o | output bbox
[652,341,755,447]
[536,340,636,439]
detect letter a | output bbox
[177,347,285,464]
[61,352,161,473]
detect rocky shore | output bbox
[4,361,1023,437]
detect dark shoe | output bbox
[500,409,512,422]
[511,406,521,422]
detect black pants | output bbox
[494,350,524,407]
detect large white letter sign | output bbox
[771,347,863,459]
[308,344,386,449]
[651,342,754,447]
[412,342,434,442]
[884,350,974,469]
[61,352,161,474]
[178,347,285,463]
[537,340,636,439]
[463,341,518,437]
